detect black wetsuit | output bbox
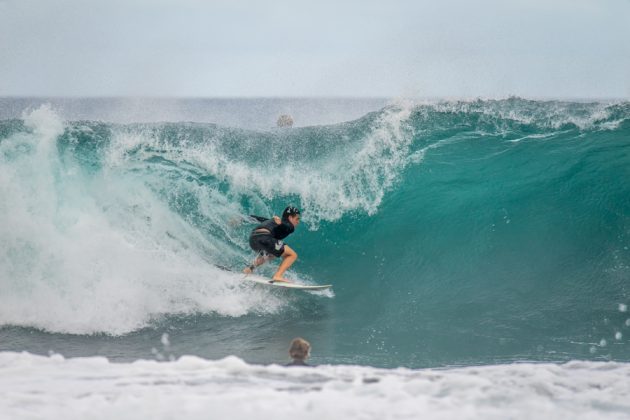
[249,218,294,258]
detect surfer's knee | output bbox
[283,245,297,259]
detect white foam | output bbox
[424,98,621,131]
[0,106,289,335]
[1,352,629,420]
[105,102,415,227]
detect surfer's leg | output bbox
[244,234,276,274]
[243,252,270,274]
[272,245,297,282]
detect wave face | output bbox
[1,98,629,366]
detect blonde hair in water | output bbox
[289,338,310,360]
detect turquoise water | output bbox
[1,98,629,367]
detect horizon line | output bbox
[1,95,628,102]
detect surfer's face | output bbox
[288,214,300,227]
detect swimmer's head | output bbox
[289,337,310,361]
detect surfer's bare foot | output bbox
[243,266,253,274]
[271,276,292,283]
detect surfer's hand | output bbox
[273,216,281,224]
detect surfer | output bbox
[243,206,301,282]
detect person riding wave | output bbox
[243,206,301,283]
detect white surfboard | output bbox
[243,274,332,291]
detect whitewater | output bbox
[1,97,629,419]
[2,352,630,420]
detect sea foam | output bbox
[1,352,629,420]
[0,106,289,335]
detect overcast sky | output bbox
[1,0,629,98]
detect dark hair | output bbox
[282,206,301,220]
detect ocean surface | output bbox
[1,97,629,418]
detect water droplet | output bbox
[615,332,622,340]
[590,346,597,354]
[161,333,170,347]
[619,304,628,313]
[600,339,607,347]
